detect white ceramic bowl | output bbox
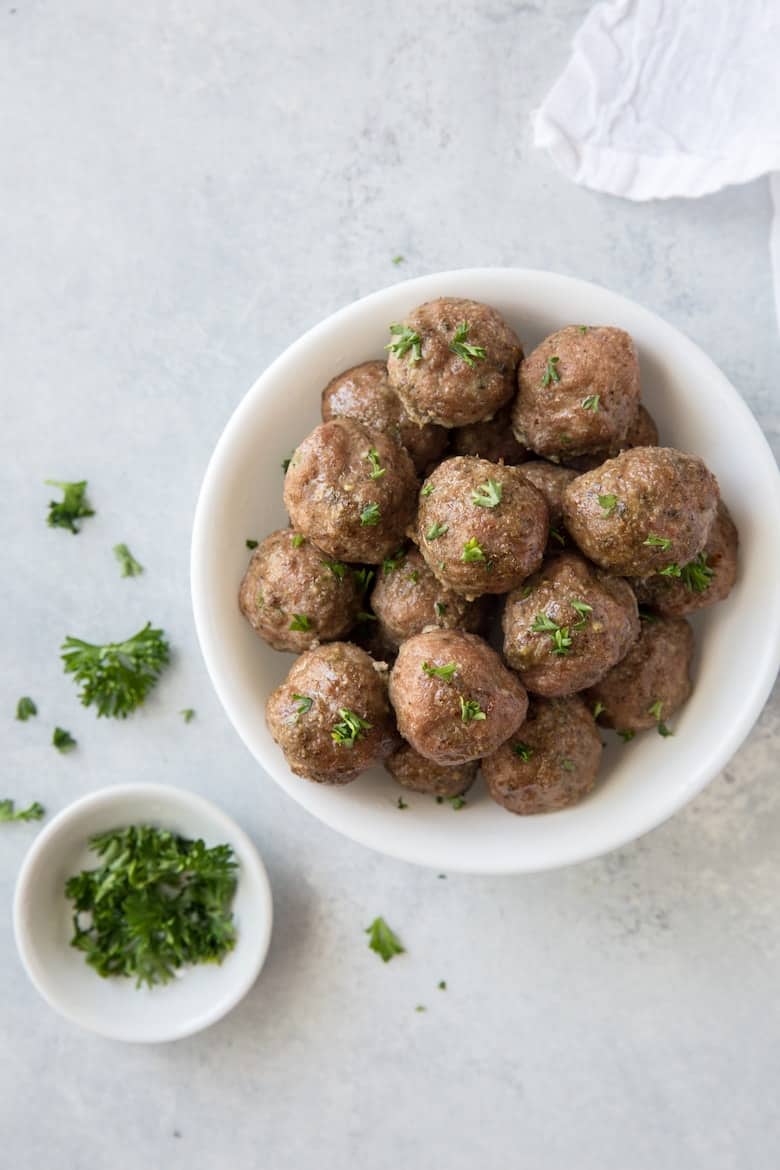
[191,269,780,875]
[14,784,273,1042]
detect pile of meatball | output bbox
[244,297,738,815]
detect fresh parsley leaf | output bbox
[434,601,447,618]
[643,534,672,551]
[52,727,77,753]
[459,696,486,723]
[366,447,386,480]
[246,538,259,549]
[352,567,375,594]
[322,558,348,580]
[549,527,566,546]
[519,584,534,599]
[385,324,422,363]
[680,552,714,593]
[45,480,95,534]
[360,503,381,527]
[415,1004,426,1012]
[61,622,170,719]
[420,482,434,498]
[16,696,37,722]
[592,701,606,718]
[461,537,486,563]
[113,543,143,578]
[392,254,405,266]
[512,741,534,761]
[281,455,292,474]
[659,563,682,578]
[581,394,600,412]
[289,613,312,632]
[531,613,573,655]
[382,547,406,575]
[179,708,196,723]
[598,494,618,516]
[291,533,306,548]
[408,569,419,584]
[571,599,593,629]
[291,693,313,717]
[0,799,45,823]
[657,722,673,738]
[449,320,486,367]
[396,796,408,809]
[647,700,673,737]
[578,325,588,334]
[365,916,405,962]
[618,729,636,742]
[422,661,458,681]
[65,826,237,987]
[426,522,448,541]
[448,795,467,810]
[541,355,561,387]
[471,478,503,508]
[438,980,447,990]
[561,758,576,772]
[332,708,372,747]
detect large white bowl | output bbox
[191,269,780,875]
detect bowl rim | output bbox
[191,266,780,875]
[13,783,274,1042]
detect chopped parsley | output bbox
[617,729,636,742]
[332,708,372,747]
[448,795,467,810]
[581,394,600,412]
[422,661,458,681]
[360,503,381,527]
[281,454,292,474]
[113,543,143,578]
[408,569,419,584]
[561,758,576,772]
[45,479,95,533]
[471,478,503,508]
[426,521,448,541]
[61,623,170,718]
[392,254,405,266]
[292,693,313,717]
[647,700,673,737]
[434,601,447,618]
[382,547,406,575]
[52,727,77,753]
[592,700,606,718]
[289,613,312,632]
[531,613,573,655]
[246,538,259,549]
[578,325,588,334]
[365,916,404,962]
[352,567,375,594]
[571,599,593,628]
[680,552,714,593]
[449,320,486,367]
[512,742,534,761]
[1,799,45,823]
[396,796,408,809]
[659,563,682,578]
[16,696,37,722]
[365,447,386,480]
[598,494,618,516]
[461,537,486,563]
[420,482,435,498]
[459,696,486,724]
[385,324,422,364]
[549,527,566,546]
[291,533,306,548]
[541,355,561,387]
[643,534,672,551]
[179,708,196,723]
[322,558,348,580]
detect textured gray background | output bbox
[2,2,779,1168]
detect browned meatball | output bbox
[450,404,529,465]
[321,359,448,475]
[562,447,719,577]
[502,551,639,697]
[584,616,694,735]
[388,629,528,766]
[630,501,738,617]
[266,642,396,784]
[370,546,486,648]
[415,456,548,598]
[238,530,362,652]
[482,696,602,814]
[284,418,418,564]
[512,326,641,459]
[385,743,477,798]
[386,297,522,428]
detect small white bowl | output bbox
[13,784,273,1043]
[191,268,780,875]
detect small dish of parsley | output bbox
[13,783,273,1042]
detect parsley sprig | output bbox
[643,534,672,551]
[360,503,381,527]
[471,478,503,508]
[541,355,561,387]
[581,394,600,412]
[531,613,573,655]
[449,320,486,367]
[426,522,448,541]
[0,799,45,824]
[366,917,405,962]
[680,552,714,593]
[422,661,458,681]
[598,494,618,516]
[16,696,37,722]
[61,622,170,719]
[365,447,386,480]
[45,479,95,533]
[332,708,372,747]
[386,324,422,363]
[461,538,486,563]
[113,543,143,578]
[459,696,486,723]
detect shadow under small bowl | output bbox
[13,784,273,1043]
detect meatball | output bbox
[370,545,487,648]
[388,629,528,766]
[386,297,522,428]
[385,743,477,798]
[321,359,447,475]
[284,418,418,564]
[630,501,738,617]
[584,616,694,734]
[482,696,602,815]
[266,642,396,784]
[561,446,719,577]
[502,551,640,697]
[562,404,660,473]
[238,529,362,652]
[450,404,529,465]
[512,325,640,458]
[415,456,548,598]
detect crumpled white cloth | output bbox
[534,0,780,329]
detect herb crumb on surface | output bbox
[365,916,405,962]
[15,696,37,721]
[0,799,45,824]
[45,479,95,533]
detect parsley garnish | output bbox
[438,980,447,990]
[392,254,405,266]
[448,795,467,810]
[598,494,618,515]
[65,826,237,987]
[581,394,600,412]
[45,479,95,534]
[471,478,503,508]
[618,729,636,742]
[113,543,143,578]
[549,527,566,546]
[289,613,312,632]
[246,538,259,549]
[461,537,486,563]
[512,742,534,761]
[519,584,534,599]
[397,796,408,809]
[292,533,306,548]
[382,547,406,575]
[408,569,419,584]
[659,563,682,578]
[291,693,313,717]
[332,708,372,747]
[365,916,405,962]
[52,726,77,753]
[426,522,448,541]
[180,708,196,723]
[578,325,588,334]
[352,567,375,594]
[420,483,434,498]
[531,613,573,655]
[647,700,673,737]
[592,701,605,718]
[422,661,458,681]
[434,601,447,618]
[541,355,561,387]
[16,696,37,722]
[0,799,44,823]
[680,552,714,593]
[281,455,292,474]
[643,534,672,551]
[360,503,381,527]
[459,696,486,723]
[385,324,422,363]
[61,622,170,719]
[366,447,386,480]
[322,558,348,580]
[449,320,486,367]
[561,758,576,772]
[571,599,593,629]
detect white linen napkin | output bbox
[533,0,780,329]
